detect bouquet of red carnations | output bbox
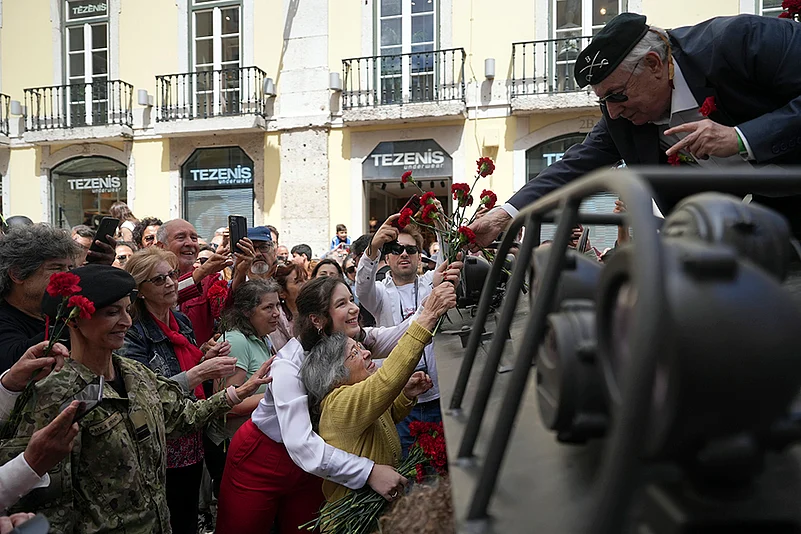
[301,422,448,534]
[396,157,498,266]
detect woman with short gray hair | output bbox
[299,283,456,504]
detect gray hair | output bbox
[222,279,281,338]
[299,332,351,430]
[155,219,176,244]
[615,26,669,77]
[70,224,95,239]
[0,224,80,298]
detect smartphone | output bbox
[391,194,422,228]
[10,514,49,534]
[89,217,120,253]
[59,376,104,423]
[228,215,248,255]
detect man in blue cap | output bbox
[246,226,276,276]
[470,12,801,244]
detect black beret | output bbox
[574,13,649,89]
[42,265,137,319]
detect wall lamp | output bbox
[263,77,276,98]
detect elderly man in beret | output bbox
[471,12,801,244]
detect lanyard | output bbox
[397,277,428,377]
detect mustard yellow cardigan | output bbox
[318,321,433,502]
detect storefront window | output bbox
[51,156,127,229]
[182,146,254,241]
[526,134,619,251]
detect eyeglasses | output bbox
[386,243,419,256]
[144,269,180,286]
[597,56,643,105]
[143,235,156,243]
[255,243,274,253]
[116,254,130,263]
[347,343,366,361]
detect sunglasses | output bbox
[144,269,180,286]
[386,243,419,256]
[345,266,356,274]
[116,254,130,263]
[597,56,643,105]
[143,235,156,243]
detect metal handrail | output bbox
[511,36,593,97]
[23,80,134,131]
[342,48,466,109]
[451,166,801,533]
[0,94,9,135]
[155,65,268,121]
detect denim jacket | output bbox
[121,310,205,469]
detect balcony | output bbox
[511,37,599,113]
[23,80,134,143]
[341,48,467,124]
[155,66,270,136]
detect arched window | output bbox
[51,156,127,229]
[526,133,620,251]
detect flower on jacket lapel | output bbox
[699,96,717,118]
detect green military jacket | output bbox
[0,354,231,534]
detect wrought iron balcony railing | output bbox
[156,66,268,121]
[0,94,9,136]
[342,48,466,109]
[23,80,134,131]
[512,36,593,97]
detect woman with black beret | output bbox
[0,264,272,534]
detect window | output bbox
[64,0,109,126]
[192,0,242,116]
[182,147,254,240]
[552,0,624,91]
[761,0,783,16]
[527,134,620,251]
[378,0,437,104]
[51,156,127,229]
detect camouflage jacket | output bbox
[0,354,231,534]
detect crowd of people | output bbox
[0,202,461,534]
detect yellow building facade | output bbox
[0,0,777,254]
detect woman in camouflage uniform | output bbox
[0,265,272,534]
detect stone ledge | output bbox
[153,114,268,137]
[22,124,133,144]
[511,92,598,113]
[342,100,467,125]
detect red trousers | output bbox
[215,419,325,534]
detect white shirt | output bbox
[0,371,51,510]
[355,252,440,403]
[250,315,420,489]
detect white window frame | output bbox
[552,0,626,39]
[64,1,109,126]
[191,0,242,117]
[377,0,438,103]
[760,0,783,16]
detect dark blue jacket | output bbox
[509,15,801,229]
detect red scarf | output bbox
[150,311,206,400]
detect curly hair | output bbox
[222,279,280,338]
[131,217,163,249]
[0,224,80,298]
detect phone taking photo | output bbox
[89,217,120,253]
[59,375,104,424]
[228,215,248,255]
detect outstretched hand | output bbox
[2,342,69,392]
[468,208,511,251]
[664,120,739,160]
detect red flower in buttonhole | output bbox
[401,170,413,184]
[480,189,498,210]
[397,207,414,229]
[458,225,476,245]
[668,153,681,166]
[782,0,801,13]
[67,295,95,320]
[699,96,717,117]
[780,10,792,17]
[476,157,495,177]
[420,191,437,205]
[420,203,439,224]
[46,272,82,298]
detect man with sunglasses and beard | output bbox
[356,213,463,456]
[470,12,801,248]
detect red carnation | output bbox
[699,96,717,117]
[415,463,426,484]
[401,170,413,184]
[476,157,495,177]
[480,189,498,210]
[397,207,413,229]
[668,153,681,166]
[780,10,792,17]
[451,183,469,200]
[67,295,95,319]
[420,203,439,224]
[782,0,801,13]
[458,226,476,245]
[208,278,229,320]
[46,272,82,298]
[420,191,437,205]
